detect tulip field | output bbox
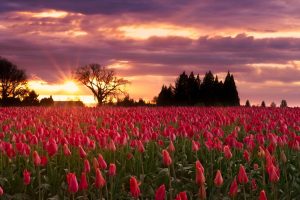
[0,107,300,200]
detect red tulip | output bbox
[79,172,88,191]
[251,179,257,191]
[108,163,116,177]
[155,184,165,200]
[0,186,3,196]
[108,139,116,152]
[63,144,71,156]
[243,150,250,162]
[228,177,238,198]
[84,159,91,173]
[168,141,175,152]
[267,164,280,182]
[95,168,106,188]
[137,140,145,153]
[23,169,31,185]
[253,163,259,170]
[98,154,107,169]
[237,165,248,184]
[175,191,188,200]
[127,153,134,160]
[130,176,141,198]
[196,160,205,185]
[192,140,200,151]
[223,145,232,159]
[214,170,223,187]
[259,190,268,200]
[47,139,58,157]
[33,150,41,166]
[79,146,87,158]
[162,149,172,166]
[67,173,79,193]
[41,155,48,167]
[93,157,99,169]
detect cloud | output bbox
[0,1,300,104]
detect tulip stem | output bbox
[110,177,113,200]
[243,184,246,200]
[37,166,42,200]
[105,183,109,200]
[168,166,173,200]
[100,188,102,200]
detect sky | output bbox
[0,0,300,106]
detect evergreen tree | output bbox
[280,100,288,108]
[213,75,223,105]
[261,101,266,107]
[157,85,174,106]
[222,71,240,106]
[201,71,215,106]
[174,72,189,105]
[270,102,276,108]
[245,100,251,107]
[187,72,200,105]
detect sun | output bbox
[62,81,79,93]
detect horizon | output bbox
[1,1,300,106]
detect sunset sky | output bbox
[1,0,300,106]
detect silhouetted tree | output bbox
[156,70,240,107]
[116,95,135,107]
[270,102,276,108]
[245,100,251,107]
[157,85,174,106]
[74,64,129,106]
[201,71,215,106]
[280,100,288,108]
[22,90,39,106]
[40,96,54,106]
[187,72,200,105]
[223,72,240,106]
[0,57,28,105]
[137,98,146,106]
[261,101,266,107]
[174,72,189,105]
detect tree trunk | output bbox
[97,96,103,106]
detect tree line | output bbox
[156,71,240,106]
[0,56,291,107]
[0,57,55,106]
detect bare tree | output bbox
[74,64,129,106]
[0,57,28,101]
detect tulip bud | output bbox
[214,170,223,187]
[95,168,106,188]
[98,154,107,169]
[223,145,232,159]
[228,177,238,197]
[108,163,116,177]
[237,165,248,184]
[63,144,71,156]
[67,173,79,193]
[84,159,91,173]
[162,149,172,166]
[79,172,88,191]
[0,186,3,196]
[130,176,141,198]
[23,169,31,185]
[33,150,41,166]
[79,146,87,158]
[168,141,175,152]
[259,190,268,200]
[155,184,165,200]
